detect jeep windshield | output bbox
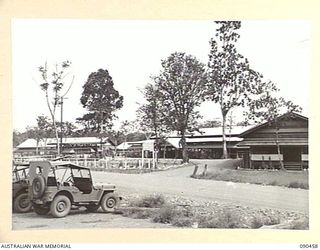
[12,167,29,183]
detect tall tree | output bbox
[38,61,74,155]
[154,52,207,163]
[245,81,302,170]
[79,69,123,132]
[206,21,263,159]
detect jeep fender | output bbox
[13,187,28,199]
[99,190,121,202]
[54,190,74,204]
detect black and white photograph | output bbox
[11,19,309,231]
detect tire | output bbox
[50,195,71,218]
[13,193,32,213]
[32,175,46,198]
[85,204,100,212]
[100,193,119,213]
[33,204,50,215]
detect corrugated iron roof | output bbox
[17,137,113,149]
[166,125,254,138]
[187,137,243,143]
[116,142,133,150]
[16,139,55,149]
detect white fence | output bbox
[301,154,308,161]
[250,154,283,161]
[13,156,181,170]
[68,158,155,169]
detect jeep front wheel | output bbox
[14,193,32,213]
[33,204,50,215]
[50,195,71,218]
[101,193,118,213]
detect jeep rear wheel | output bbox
[33,204,50,215]
[101,193,118,213]
[85,204,100,212]
[14,193,32,213]
[32,175,46,198]
[50,195,71,218]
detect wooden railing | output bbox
[12,156,179,169]
[250,154,283,161]
[301,154,308,162]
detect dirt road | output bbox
[12,208,172,230]
[12,161,308,230]
[92,163,308,213]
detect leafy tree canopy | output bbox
[79,69,123,132]
[150,52,207,162]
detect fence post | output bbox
[202,164,208,176]
[269,156,272,169]
[191,165,199,177]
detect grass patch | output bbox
[287,181,309,189]
[121,207,156,219]
[193,166,308,189]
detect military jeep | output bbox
[28,161,121,218]
[12,163,32,213]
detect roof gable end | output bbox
[240,112,308,137]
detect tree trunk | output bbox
[275,122,285,170]
[180,134,189,163]
[155,139,160,164]
[221,113,228,159]
[52,119,60,155]
[163,144,167,159]
[36,140,39,155]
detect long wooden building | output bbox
[237,112,308,170]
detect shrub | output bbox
[131,194,166,208]
[265,216,281,225]
[269,180,279,186]
[171,217,194,227]
[251,217,264,229]
[152,205,182,224]
[290,218,309,230]
[197,211,241,228]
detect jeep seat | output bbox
[73,177,92,194]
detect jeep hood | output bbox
[94,183,116,190]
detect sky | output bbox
[12,19,310,132]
